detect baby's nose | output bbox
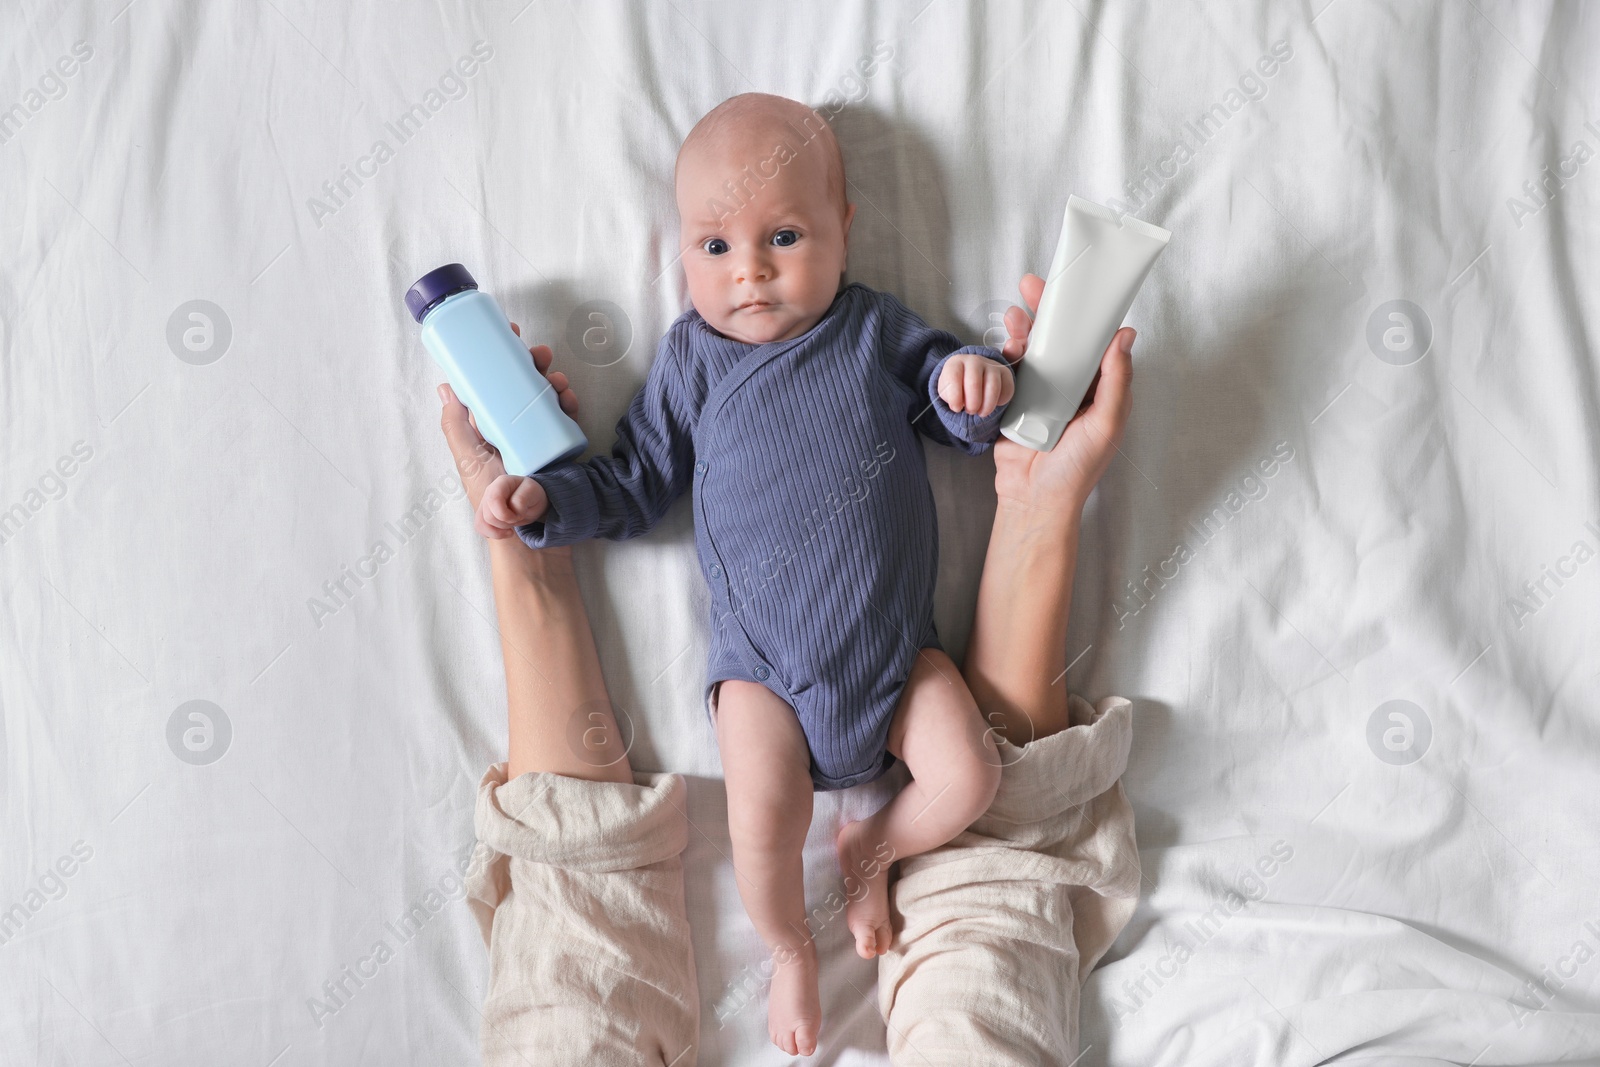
[735,254,773,283]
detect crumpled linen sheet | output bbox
[6,0,1599,1064]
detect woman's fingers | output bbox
[540,352,580,413]
[509,322,557,374]
[1081,328,1135,441]
[439,383,506,510]
[506,324,569,407]
[512,323,582,414]
[1076,372,1102,417]
[439,383,485,458]
[1019,272,1044,314]
[453,389,483,437]
[988,324,1137,519]
[999,275,1046,363]
[1001,305,1031,362]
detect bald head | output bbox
[675,92,848,220]
[672,93,857,345]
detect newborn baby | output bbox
[476,92,1017,1056]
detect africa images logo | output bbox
[304,42,494,229]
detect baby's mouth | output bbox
[736,300,774,312]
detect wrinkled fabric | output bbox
[8,1,1599,1064]
[465,764,700,1066]
[878,695,1140,1064]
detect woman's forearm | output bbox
[489,538,633,783]
[964,499,1083,743]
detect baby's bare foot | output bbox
[768,939,821,1056]
[836,819,894,959]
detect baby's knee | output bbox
[936,738,1001,826]
[965,743,1003,818]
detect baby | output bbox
[476,93,1018,1055]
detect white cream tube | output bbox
[999,196,1170,452]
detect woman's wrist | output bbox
[993,492,1086,544]
[988,503,1079,611]
[970,491,1082,744]
[489,536,578,594]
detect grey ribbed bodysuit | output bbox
[517,282,1008,789]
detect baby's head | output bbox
[675,93,855,345]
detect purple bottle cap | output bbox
[405,263,478,323]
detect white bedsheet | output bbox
[3,1,1598,1064]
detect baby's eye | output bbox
[703,237,730,256]
[771,229,799,247]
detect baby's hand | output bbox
[475,474,549,539]
[937,352,1015,417]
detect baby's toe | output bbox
[851,922,878,959]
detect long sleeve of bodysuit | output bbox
[515,327,698,550]
[874,290,1012,456]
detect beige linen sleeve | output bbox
[877,695,1140,1065]
[464,762,700,1067]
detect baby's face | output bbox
[676,133,853,345]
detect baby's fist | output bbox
[938,353,1015,417]
[475,474,549,540]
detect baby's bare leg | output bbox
[713,680,822,1057]
[837,649,1002,958]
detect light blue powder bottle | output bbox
[405,264,587,475]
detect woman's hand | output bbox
[437,322,579,525]
[992,274,1135,521]
[439,382,506,514]
[438,332,625,782]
